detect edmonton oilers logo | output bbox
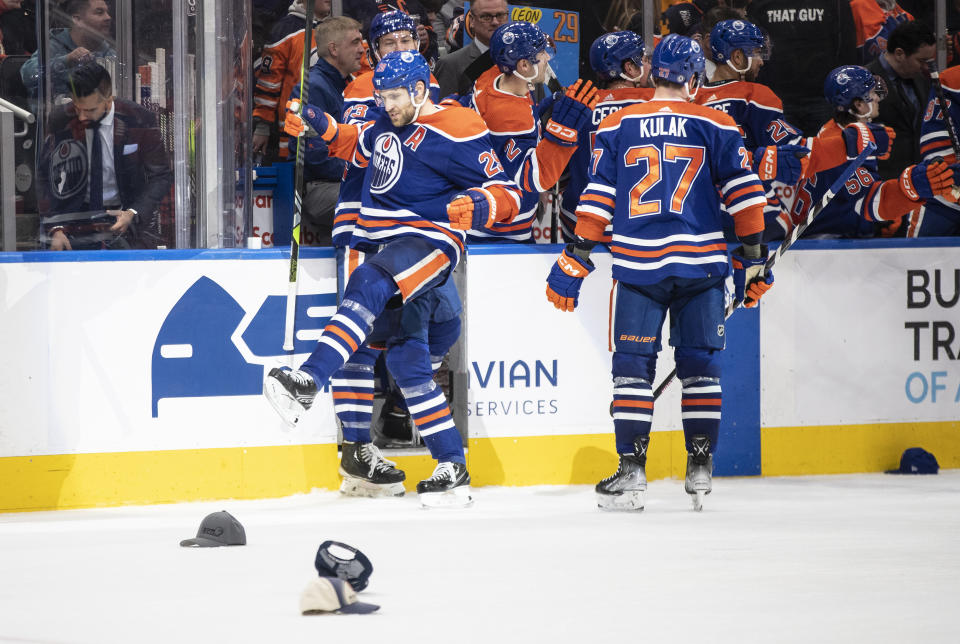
[49,139,88,199]
[370,132,403,194]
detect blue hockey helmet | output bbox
[589,31,646,81]
[710,19,770,64]
[490,21,554,73]
[373,50,430,97]
[369,10,418,52]
[824,65,887,110]
[650,33,705,85]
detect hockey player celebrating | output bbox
[267,50,522,507]
[698,19,893,240]
[792,65,960,238]
[546,34,772,512]
[469,21,598,242]
[559,30,654,243]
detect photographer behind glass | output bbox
[37,62,172,250]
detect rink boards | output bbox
[0,240,956,511]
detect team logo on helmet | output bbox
[604,34,617,46]
[400,51,416,63]
[370,133,403,194]
[48,139,88,199]
[733,20,744,30]
[502,32,515,44]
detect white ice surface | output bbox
[1,472,958,644]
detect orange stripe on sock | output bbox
[332,392,374,400]
[414,408,449,426]
[325,323,359,352]
[614,400,654,409]
[682,398,721,406]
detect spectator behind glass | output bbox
[0,0,37,58]
[850,0,913,65]
[747,0,858,136]
[252,0,332,163]
[20,0,115,100]
[432,0,507,98]
[866,19,934,181]
[36,62,173,250]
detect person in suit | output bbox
[866,19,934,181]
[37,62,173,250]
[432,0,507,97]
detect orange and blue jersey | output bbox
[332,105,520,267]
[910,65,960,235]
[850,0,912,64]
[697,79,809,240]
[577,99,766,286]
[341,69,440,125]
[560,86,655,243]
[697,79,803,149]
[790,119,880,237]
[470,74,579,242]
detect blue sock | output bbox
[680,376,721,452]
[402,381,464,464]
[300,263,396,388]
[331,347,379,443]
[612,376,653,454]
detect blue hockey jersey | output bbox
[560,86,654,243]
[576,99,766,286]
[332,104,520,265]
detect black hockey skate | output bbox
[596,436,649,511]
[417,462,473,508]
[685,435,713,512]
[264,367,317,427]
[339,441,406,497]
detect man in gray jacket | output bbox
[21,0,116,100]
[433,0,507,97]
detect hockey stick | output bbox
[649,141,878,401]
[282,0,317,353]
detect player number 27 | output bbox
[624,143,705,217]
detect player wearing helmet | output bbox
[559,30,654,242]
[908,63,960,236]
[469,21,598,242]
[546,35,772,512]
[269,51,523,507]
[791,64,960,238]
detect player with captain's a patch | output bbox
[469,21,598,243]
[559,30,655,243]
[546,34,772,513]
[267,50,521,508]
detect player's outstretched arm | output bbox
[284,100,361,160]
[801,123,896,179]
[861,159,960,228]
[525,80,599,192]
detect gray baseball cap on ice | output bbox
[180,511,246,547]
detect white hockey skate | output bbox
[417,462,473,509]
[596,436,648,511]
[685,435,713,512]
[338,441,406,498]
[264,367,317,427]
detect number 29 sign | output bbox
[464,4,581,88]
